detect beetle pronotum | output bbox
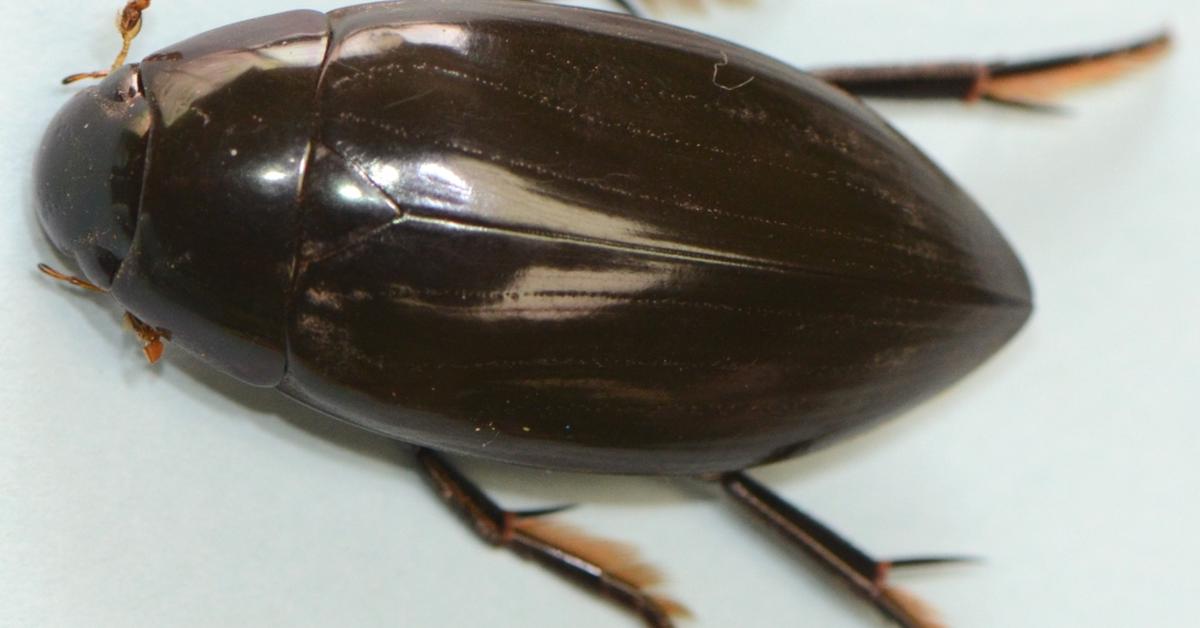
[34,1,1169,625]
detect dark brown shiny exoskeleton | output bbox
[37,1,1162,626]
[38,0,1031,470]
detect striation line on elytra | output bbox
[332,110,958,275]
[391,62,931,220]
[326,60,938,242]
[380,285,953,330]
[302,139,1026,308]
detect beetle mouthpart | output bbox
[62,0,151,85]
[122,312,170,364]
[37,263,106,294]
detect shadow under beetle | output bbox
[35,1,1169,625]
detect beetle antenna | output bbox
[37,263,106,293]
[62,0,152,85]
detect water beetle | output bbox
[35,1,1169,625]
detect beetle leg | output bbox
[611,0,644,17]
[415,449,688,627]
[537,0,752,18]
[812,31,1170,109]
[525,0,643,17]
[616,0,758,14]
[888,556,978,570]
[720,471,957,628]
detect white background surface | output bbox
[2,1,1196,627]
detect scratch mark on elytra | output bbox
[476,421,499,448]
[384,89,436,110]
[332,59,364,77]
[712,52,755,92]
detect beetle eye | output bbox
[113,73,143,103]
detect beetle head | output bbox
[35,65,151,290]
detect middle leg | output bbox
[415,449,687,627]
